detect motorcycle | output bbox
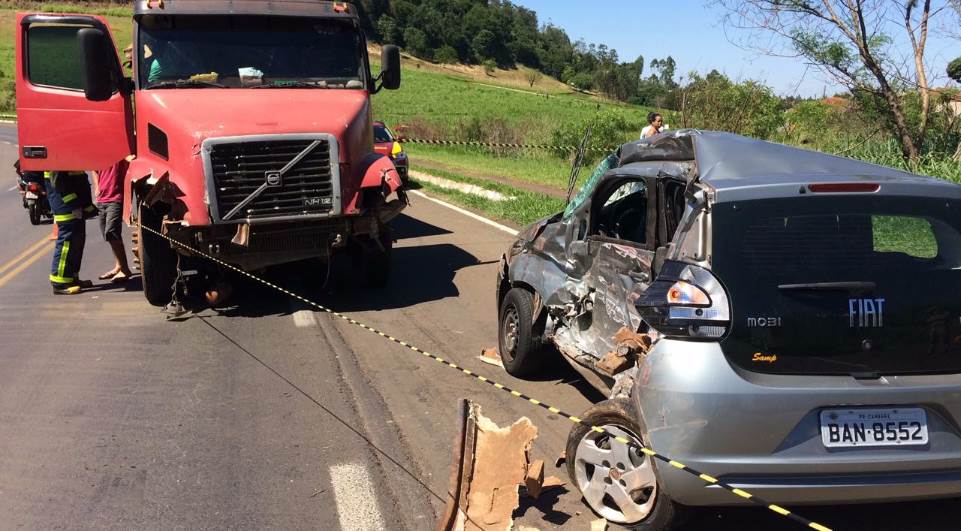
[14,161,51,225]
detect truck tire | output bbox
[566,399,683,530]
[497,287,546,377]
[137,203,177,307]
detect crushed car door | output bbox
[580,177,657,357]
[16,14,133,171]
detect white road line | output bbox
[292,310,318,328]
[329,463,386,531]
[409,190,519,236]
[7,186,16,192]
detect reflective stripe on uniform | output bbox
[49,274,76,284]
[54,213,77,223]
[62,193,78,203]
[84,205,97,213]
[57,241,70,278]
[44,171,52,179]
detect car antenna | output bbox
[565,125,593,206]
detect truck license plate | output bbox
[820,408,928,448]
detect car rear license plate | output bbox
[820,408,928,448]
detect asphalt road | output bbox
[0,124,957,531]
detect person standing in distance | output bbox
[641,112,665,139]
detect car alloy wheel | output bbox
[573,424,658,524]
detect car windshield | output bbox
[138,15,366,89]
[564,152,620,218]
[373,124,393,143]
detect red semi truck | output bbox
[16,0,405,305]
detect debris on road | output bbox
[437,399,544,531]
[522,459,565,500]
[477,347,505,369]
[590,518,608,531]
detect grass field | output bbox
[410,166,565,228]
[369,58,647,146]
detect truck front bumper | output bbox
[167,198,406,271]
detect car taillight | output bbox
[27,182,41,193]
[636,260,730,340]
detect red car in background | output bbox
[373,121,409,186]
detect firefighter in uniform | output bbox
[44,171,97,295]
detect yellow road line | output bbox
[0,236,52,277]
[0,242,53,288]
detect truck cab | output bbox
[16,0,404,305]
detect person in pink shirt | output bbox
[94,159,133,282]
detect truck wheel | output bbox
[497,287,546,377]
[566,399,682,530]
[28,203,41,225]
[137,203,177,307]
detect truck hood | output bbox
[140,88,369,143]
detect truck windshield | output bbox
[138,16,366,89]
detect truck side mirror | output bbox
[380,45,401,91]
[78,28,119,102]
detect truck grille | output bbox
[205,136,340,222]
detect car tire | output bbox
[137,202,178,307]
[566,399,682,530]
[497,287,546,377]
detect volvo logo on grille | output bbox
[265,171,283,187]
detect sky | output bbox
[512,0,960,97]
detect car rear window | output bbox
[713,195,961,376]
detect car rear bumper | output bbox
[632,340,961,506]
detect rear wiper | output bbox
[149,80,226,89]
[778,281,876,293]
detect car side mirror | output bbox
[78,28,119,102]
[380,45,401,91]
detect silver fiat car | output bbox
[495,130,961,529]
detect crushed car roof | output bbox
[618,130,961,202]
